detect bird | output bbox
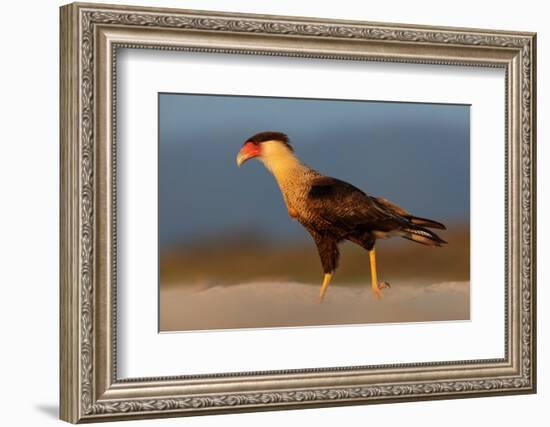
[236,131,447,302]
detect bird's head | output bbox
[236,131,293,168]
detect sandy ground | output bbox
[160,280,469,332]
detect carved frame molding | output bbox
[60,2,536,423]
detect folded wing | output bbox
[306,176,446,246]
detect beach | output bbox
[160,280,469,331]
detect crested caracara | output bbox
[236,131,447,302]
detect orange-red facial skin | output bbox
[237,141,262,165]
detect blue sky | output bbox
[159,93,470,248]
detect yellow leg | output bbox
[319,272,333,303]
[369,249,384,299]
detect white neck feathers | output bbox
[258,140,306,184]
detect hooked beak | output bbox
[236,142,261,167]
[236,152,250,167]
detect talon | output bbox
[378,281,391,290]
[372,281,390,299]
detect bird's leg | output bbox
[369,248,390,299]
[319,272,333,303]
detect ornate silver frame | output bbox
[60,2,537,423]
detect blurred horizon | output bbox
[159,93,470,249]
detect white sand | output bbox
[160,280,470,331]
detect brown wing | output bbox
[374,196,446,230]
[372,196,410,216]
[306,176,411,233]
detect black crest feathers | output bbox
[245,131,293,151]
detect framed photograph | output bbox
[60,2,537,423]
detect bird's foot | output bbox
[372,281,391,300]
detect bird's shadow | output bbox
[35,403,58,419]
